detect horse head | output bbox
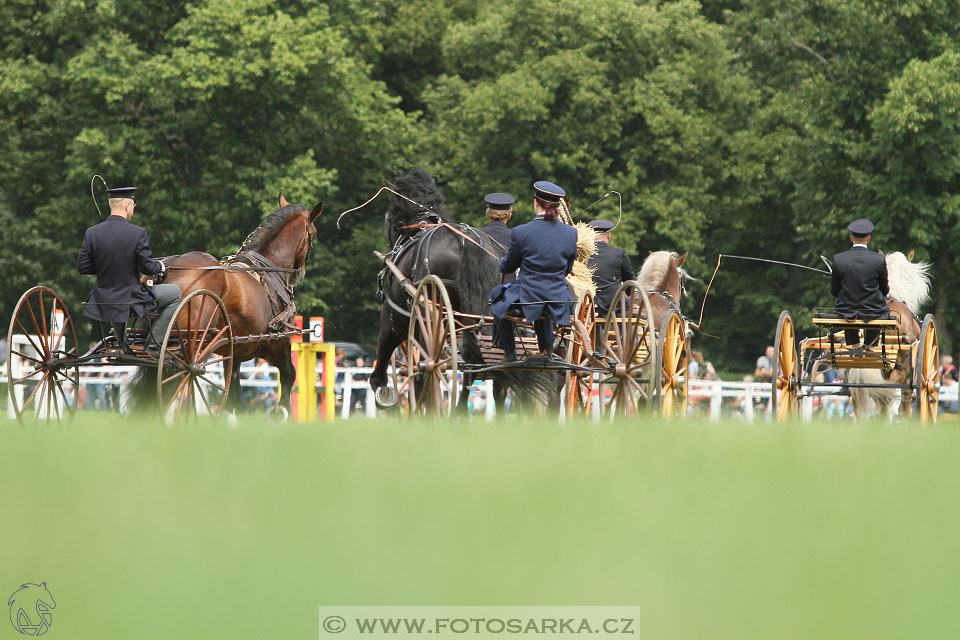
[639,250,691,306]
[383,169,452,246]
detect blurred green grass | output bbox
[2,414,960,639]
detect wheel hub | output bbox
[615,363,628,378]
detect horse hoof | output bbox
[267,406,289,426]
[375,386,398,408]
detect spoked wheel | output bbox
[564,290,598,419]
[6,286,80,424]
[406,275,458,418]
[157,289,234,425]
[657,310,690,419]
[771,310,801,421]
[915,313,940,424]
[387,342,418,418]
[598,281,658,418]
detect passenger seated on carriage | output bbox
[77,185,181,355]
[586,218,635,317]
[831,218,889,347]
[488,181,578,362]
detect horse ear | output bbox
[878,249,884,256]
[278,193,290,208]
[907,250,915,261]
[676,251,689,267]
[648,250,653,256]
[310,202,323,222]
[382,177,397,191]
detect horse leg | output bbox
[259,339,296,412]
[370,308,404,400]
[493,379,508,417]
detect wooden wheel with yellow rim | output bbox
[915,313,939,424]
[656,310,689,418]
[771,310,801,421]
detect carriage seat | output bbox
[83,301,159,351]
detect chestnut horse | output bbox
[160,196,322,413]
[636,250,691,330]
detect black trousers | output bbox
[843,328,881,346]
[495,317,554,354]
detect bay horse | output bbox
[637,250,691,330]
[151,195,322,414]
[368,169,558,415]
[845,250,929,420]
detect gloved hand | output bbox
[157,263,167,283]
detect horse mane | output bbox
[235,204,308,255]
[638,251,675,291]
[385,169,454,244]
[886,251,931,314]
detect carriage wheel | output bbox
[406,275,458,417]
[6,286,80,425]
[657,310,689,419]
[387,342,418,418]
[564,290,597,419]
[771,310,801,421]
[599,281,658,418]
[915,314,939,424]
[157,290,234,425]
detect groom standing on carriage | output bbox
[489,181,578,362]
[831,218,889,347]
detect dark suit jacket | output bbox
[481,220,512,249]
[78,215,164,321]
[588,241,635,315]
[831,246,889,319]
[489,218,578,324]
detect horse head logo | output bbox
[8,582,56,636]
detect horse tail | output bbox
[126,366,159,413]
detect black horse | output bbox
[368,169,558,415]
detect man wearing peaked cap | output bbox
[78,185,181,355]
[481,192,516,284]
[831,218,889,346]
[587,219,635,317]
[480,192,515,249]
[488,181,578,361]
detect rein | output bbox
[399,221,502,260]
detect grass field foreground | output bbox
[2,414,959,639]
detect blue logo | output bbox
[8,583,56,636]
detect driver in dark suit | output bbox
[831,218,889,346]
[489,181,578,361]
[480,192,516,285]
[78,186,181,355]
[586,218,635,317]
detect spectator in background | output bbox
[939,375,959,413]
[754,345,775,383]
[940,355,957,383]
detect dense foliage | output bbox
[2,0,958,370]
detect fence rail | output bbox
[2,363,957,421]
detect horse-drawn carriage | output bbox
[6,197,322,425]
[366,171,694,419]
[768,252,940,423]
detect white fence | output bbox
[2,362,957,421]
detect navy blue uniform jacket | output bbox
[588,241,635,315]
[831,246,889,319]
[489,218,578,324]
[78,215,164,322]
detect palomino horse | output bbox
[160,195,322,413]
[637,250,691,330]
[845,250,930,420]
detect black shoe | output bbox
[502,351,517,363]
